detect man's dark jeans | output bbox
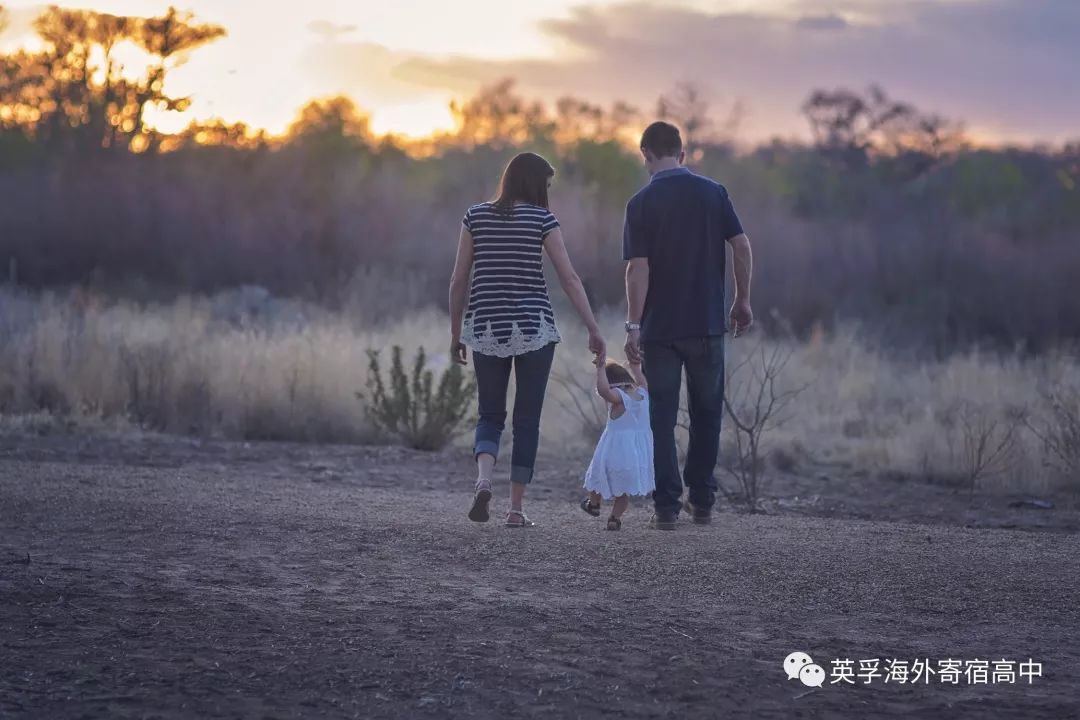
[472,342,555,485]
[643,336,725,515]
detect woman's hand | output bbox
[450,337,468,365]
[587,326,606,363]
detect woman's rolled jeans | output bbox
[471,342,556,485]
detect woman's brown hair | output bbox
[605,360,635,387]
[493,152,555,213]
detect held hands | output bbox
[729,297,754,338]
[588,327,606,366]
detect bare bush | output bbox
[940,400,1025,490]
[550,368,607,446]
[119,344,173,430]
[721,343,808,511]
[1026,387,1080,481]
[0,291,1076,496]
[360,346,475,451]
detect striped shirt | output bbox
[461,202,562,357]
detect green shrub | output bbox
[360,345,475,451]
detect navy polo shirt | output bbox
[622,167,744,342]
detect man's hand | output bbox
[729,298,754,337]
[450,337,468,365]
[624,330,642,364]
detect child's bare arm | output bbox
[629,361,648,390]
[594,355,622,404]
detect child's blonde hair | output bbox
[604,360,635,387]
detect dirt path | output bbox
[2,437,1079,719]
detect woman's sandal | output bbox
[505,509,535,528]
[580,497,601,517]
[606,516,622,531]
[468,480,492,523]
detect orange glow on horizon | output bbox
[367,100,457,140]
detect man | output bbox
[623,121,754,530]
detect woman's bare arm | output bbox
[448,225,474,364]
[543,227,605,357]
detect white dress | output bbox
[583,387,655,499]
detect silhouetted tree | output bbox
[448,79,554,149]
[555,97,604,144]
[608,101,640,139]
[657,82,742,161]
[280,96,377,287]
[802,84,964,173]
[554,97,640,146]
[130,7,226,151]
[0,6,224,153]
[657,82,711,157]
[286,96,371,150]
[162,118,268,151]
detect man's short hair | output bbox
[640,121,682,158]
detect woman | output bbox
[449,152,605,527]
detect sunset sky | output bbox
[1,0,1077,143]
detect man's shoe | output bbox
[649,510,678,531]
[684,500,712,525]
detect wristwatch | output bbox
[624,321,641,332]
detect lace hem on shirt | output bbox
[462,317,561,357]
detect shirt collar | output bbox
[650,166,691,182]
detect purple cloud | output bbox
[310,0,1080,142]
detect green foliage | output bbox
[360,346,475,451]
[567,138,643,202]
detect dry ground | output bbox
[2,433,1079,719]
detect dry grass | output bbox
[0,287,1076,494]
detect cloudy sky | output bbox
[1,0,1076,143]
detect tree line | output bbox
[1,4,1078,354]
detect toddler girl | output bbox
[579,355,655,530]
